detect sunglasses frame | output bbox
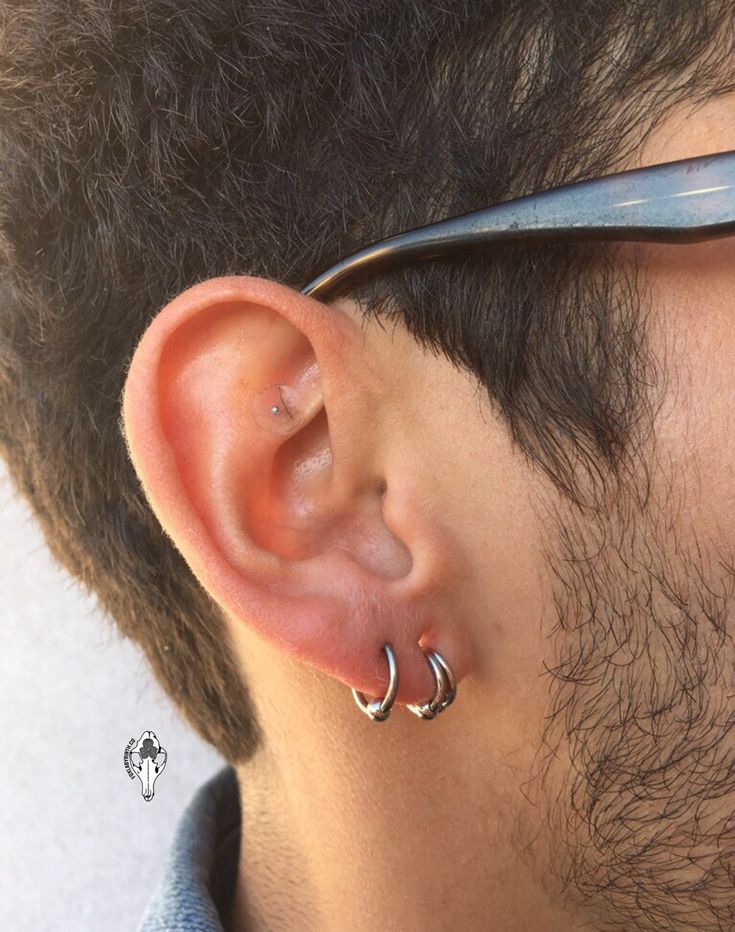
[301,149,735,300]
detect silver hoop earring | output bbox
[352,643,457,721]
[352,643,399,721]
[406,648,457,719]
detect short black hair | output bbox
[1,0,733,761]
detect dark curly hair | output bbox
[0,0,733,762]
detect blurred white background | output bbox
[0,464,225,931]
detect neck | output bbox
[227,687,588,932]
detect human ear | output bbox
[121,275,471,708]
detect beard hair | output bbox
[528,452,735,932]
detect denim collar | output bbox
[137,765,241,932]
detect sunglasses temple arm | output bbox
[302,150,735,299]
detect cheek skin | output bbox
[628,91,735,547]
[641,237,735,548]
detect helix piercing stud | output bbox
[251,383,306,435]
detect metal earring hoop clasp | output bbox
[406,648,457,719]
[352,643,399,721]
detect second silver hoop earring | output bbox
[406,648,457,719]
[351,642,457,722]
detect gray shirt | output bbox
[137,766,240,931]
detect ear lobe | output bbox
[122,275,470,708]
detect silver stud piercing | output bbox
[352,643,457,722]
[251,383,305,436]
